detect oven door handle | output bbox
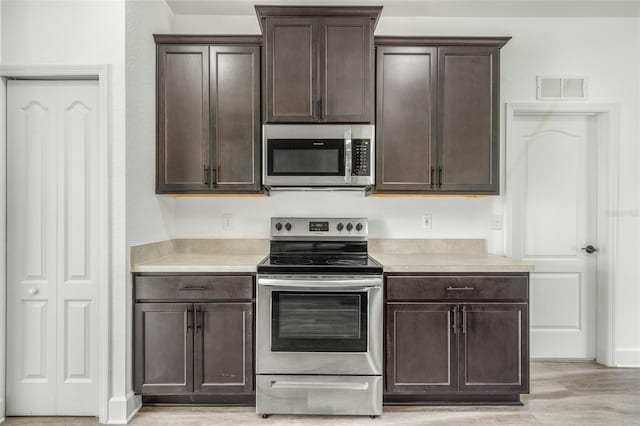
[258,278,381,289]
[270,380,369,391]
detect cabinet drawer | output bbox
[386,275,527,301]
[135,275,253,301]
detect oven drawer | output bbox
[386,275,528,301]
[135,275,253,301]
[256,375,382,416]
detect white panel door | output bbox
[7,80,99,415]
[510,114,597,359]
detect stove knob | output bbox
[285,222,292,231]
[346,223,354,231]
[356,223,363,232]
[337,223,344,231]
[275,222,282,231]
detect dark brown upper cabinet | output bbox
[157,44,210,193]
[374,38,510,195]
[257,6,381,123]
[376,46,438,192]
[155,36,262,194]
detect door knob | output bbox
[28,288,39,296]
[581,245,598,254]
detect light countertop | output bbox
[370,253,533,273]
[131,239,268,273]
[130,238,533,274]
[368,239,533,273]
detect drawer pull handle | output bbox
[271,381,369,391]
[446,286,475,291]
[180,286,207,291]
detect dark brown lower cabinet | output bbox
[385,273,529,405]
[194,303,253,394]
[386,303,456,393]
[134,274,254,405]
[459,303,528,393]
[135,303,194,395]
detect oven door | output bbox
[264,139,351,186]
[256,275,383,375]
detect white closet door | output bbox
[510,113,597,359]
[7,80,99,415]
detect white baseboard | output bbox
[615,348,640,367]
[107,392,141,424]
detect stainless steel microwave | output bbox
[262,125,375,188]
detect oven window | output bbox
[267,139,345,176]
[271,292,367,352]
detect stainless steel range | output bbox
[256,217,383,418]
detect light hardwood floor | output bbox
[5,362,640,425]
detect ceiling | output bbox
[164,0,640,17]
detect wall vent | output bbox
[537,76,588,100]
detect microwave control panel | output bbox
[351,139,371,176]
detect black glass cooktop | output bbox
[257,254,382,274]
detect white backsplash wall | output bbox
[172,193,506,253]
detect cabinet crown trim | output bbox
[255,5,383,32]
[153,34,263,45]
[375,36,511,48]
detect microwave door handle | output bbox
[345,138,352,184]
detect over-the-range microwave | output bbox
[262,124,375,188]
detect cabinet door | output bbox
[375,46,438,192]
[438,47,499,193]
[319,17,373,123]
[265,17,318,123]
[458,303,529,393]
[386,303,457,393]
[157,45,210,193]
[134,303,194,394]
[194,303,254,394]
[210,45,261,192]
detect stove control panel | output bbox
[271,217,368,239]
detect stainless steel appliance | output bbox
[262,125,375,188]
[256,217,383,418]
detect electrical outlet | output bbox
[422,214,432,229]
[222,214,233,230]
[490,214,503,230]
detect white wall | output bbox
[127,0,175,247]
[1,0,128,422]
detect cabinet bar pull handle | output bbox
[452,306,458,335]
[446,286,475,291]
[438,167,443,188]
[431,167,436,187]
[212,167,217,185]
[180,286,206,291]
[185,306,193,330]
[204,165,210,186]
[195,305,202,330]
[462,305,467,334]
[319,98,323,120]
